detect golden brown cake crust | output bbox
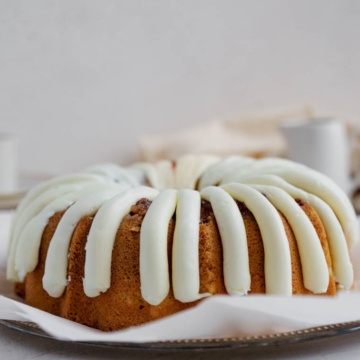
[22,199,336,331]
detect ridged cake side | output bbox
[16,199,336,331]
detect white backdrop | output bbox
[1,0,360,176]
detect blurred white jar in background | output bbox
[280,119,350,194]
[0,134,18,193]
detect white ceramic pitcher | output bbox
[280,118,350,194]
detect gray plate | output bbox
[1,319,360,350]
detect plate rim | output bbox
[2,319,360,351]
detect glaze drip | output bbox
[7,155,355,305]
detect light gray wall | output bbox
[1,0,360,176]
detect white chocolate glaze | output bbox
[241,174,354,289]
[218,159,358,250]
[8,173,106,255]
[172,189,211,302]
[221,183,292,295]
[140,189,177,305]
[15,183,123,281]
[15,173,105,217]
[7,183,90,281]
[198,156,254,190]
[175,155,219,190]
[83,187,159,297]
[129,163,160,189]
[155,160,175,190]
[174,155,196,190]
[8,155,357,305]
[130,160,175,190]
[200,186,251,295]
[255,168,358,250]
[85,163,141,187]
[248,184,329,293]
[219,157,304,185]
[43,186,127,297]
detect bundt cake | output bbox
[7,155,357,331]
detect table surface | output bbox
[2,210,360,359]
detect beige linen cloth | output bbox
[138,106,360,177]
[138,106,314,161]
